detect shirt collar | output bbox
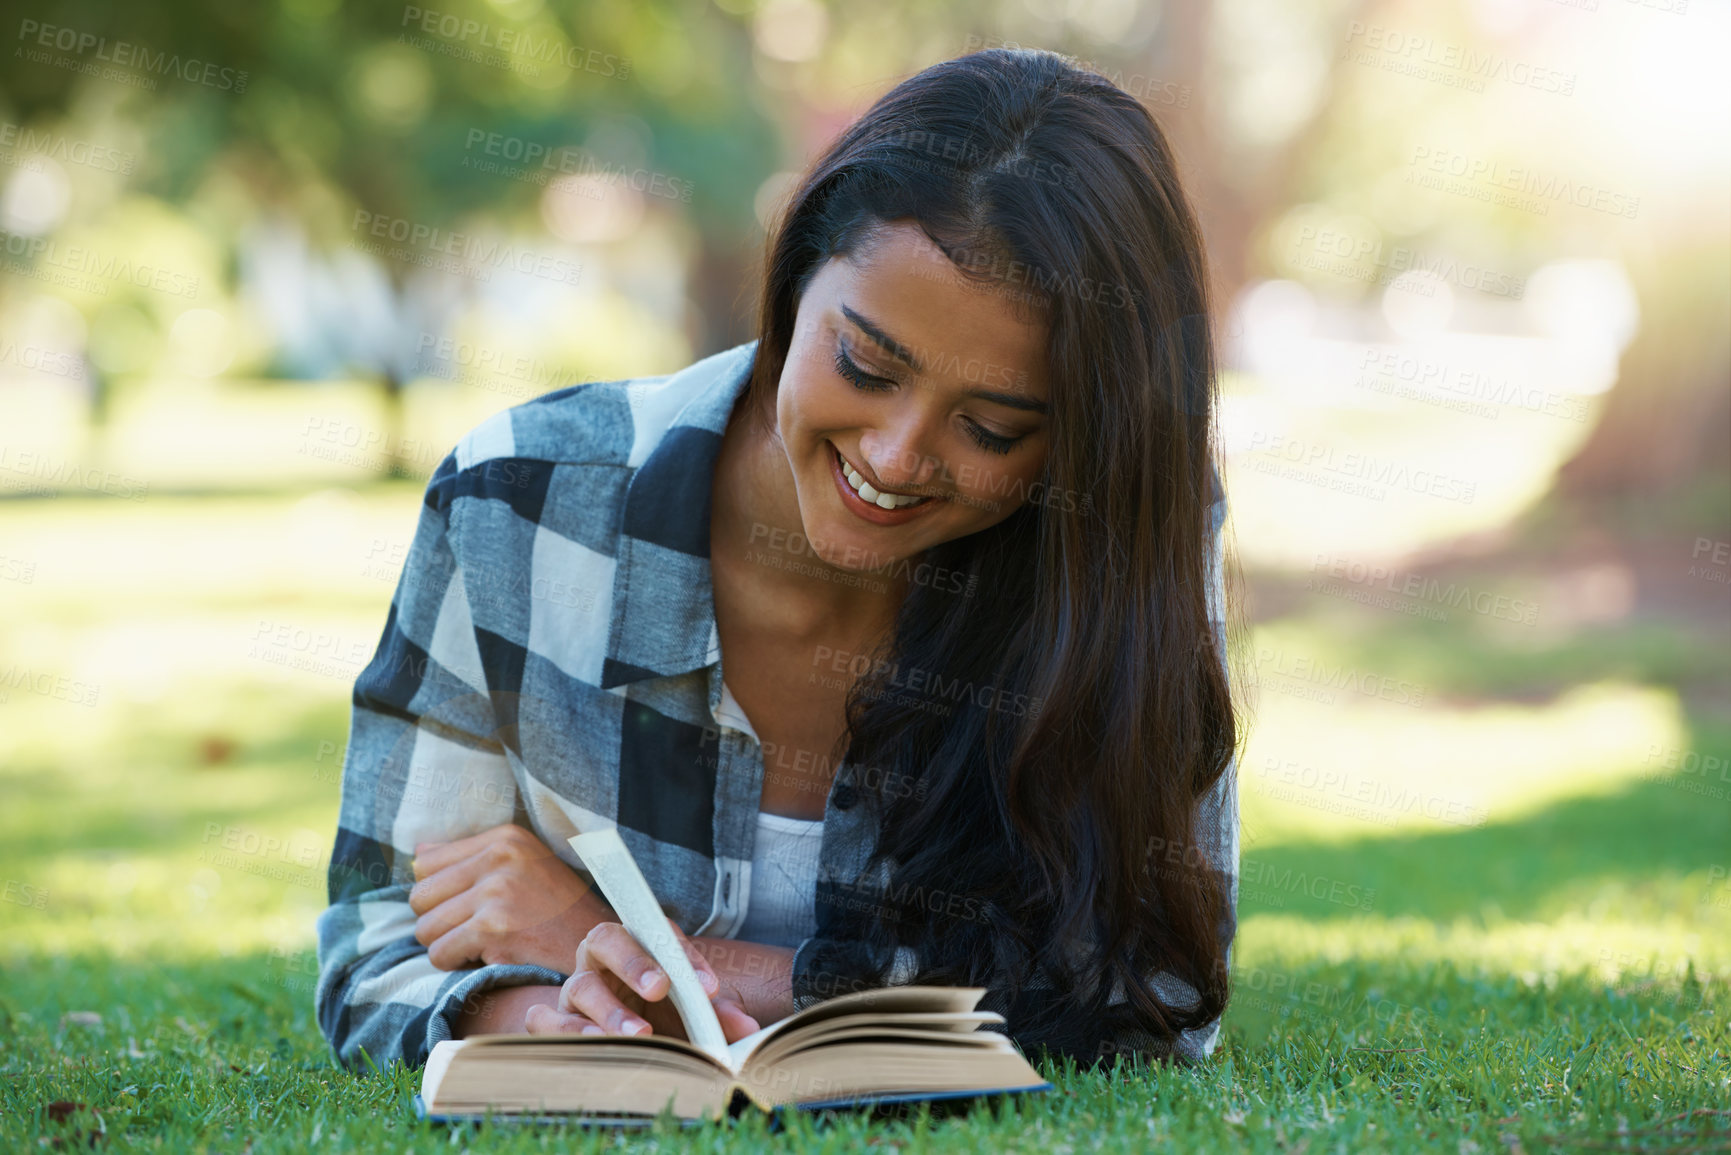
[600,340,759,690]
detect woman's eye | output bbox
[835,340,1024,455]
[964,419,1021,456]
[833,346,895,393]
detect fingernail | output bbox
[623,1018,649,1036]
[637,968,664,994]
[580,1024,604,1036]
[700,970,719,993]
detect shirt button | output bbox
[832,783,858,811]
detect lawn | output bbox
[1,484,1727,1153]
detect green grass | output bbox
[2,489,1728,1152]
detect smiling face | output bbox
[773,221,1052,572]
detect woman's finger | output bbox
[560,967,650,1036]
[411,823,516,881]
[713,998,762,1043]
[426,918,491,971]
[578,923,669,1002]
[408,852,491,914]
[676,932,721,995]
[413,888,478,950]
[524,1003,605,1036]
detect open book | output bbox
[416,829,1050,1122]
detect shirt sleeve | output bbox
[314,452,564,1072]
[788,476,1239,1064]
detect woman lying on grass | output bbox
[315,46,1242,1073]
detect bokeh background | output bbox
[1,0,1727,1147]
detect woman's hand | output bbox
[410,824,613,973]
[523,921,763,1043]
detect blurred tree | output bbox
[1557,242,1731,508]
[1,0,780,468]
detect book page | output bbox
[568,829,731,1066]
[727,986,989,1069]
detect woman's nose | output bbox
[860,420,941,489]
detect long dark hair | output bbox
[744,48,1242,1063]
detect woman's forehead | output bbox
[825,224,1050,400]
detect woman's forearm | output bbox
[453,984,564,1037]
[451,939,795,1039]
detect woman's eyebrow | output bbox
[840,301,1050,415]
[965,387,1049,415]
[840,303,922,372]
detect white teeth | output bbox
[839,450,929,509]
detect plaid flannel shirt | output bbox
[314,339,1238,1072]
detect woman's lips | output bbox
[829,442,943,526]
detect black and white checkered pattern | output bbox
[314,339,1237,1070]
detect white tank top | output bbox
[735,810,824,949]
[713,677,826,948]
